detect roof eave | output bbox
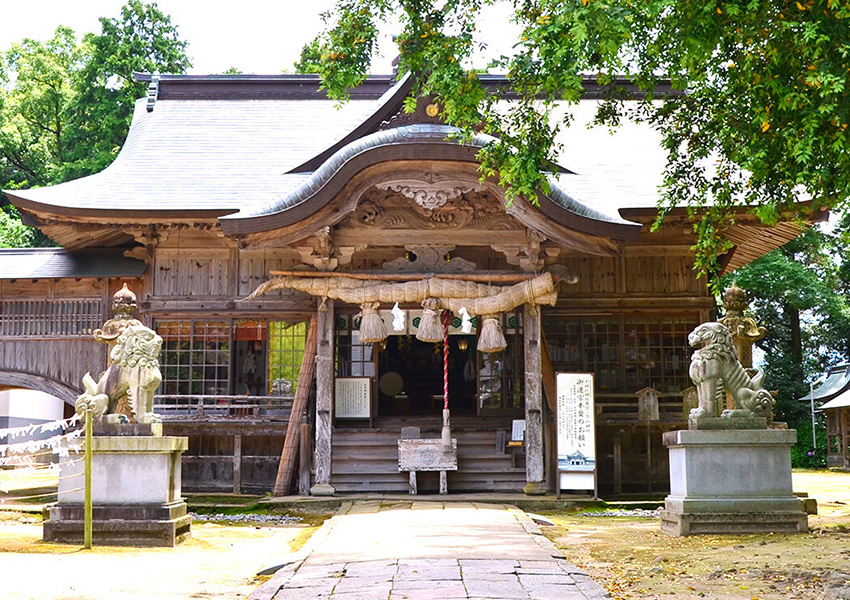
[4,191,240,221]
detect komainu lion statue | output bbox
[75,324,163,425]
[688,322,774,423]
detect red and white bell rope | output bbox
[441,310,452,450]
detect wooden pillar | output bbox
[523,304,546,495]
[540,336,558,493]
[613,431,623,496]
[311,300,336,496]
[233,434,242,495]
[298,414,312,496]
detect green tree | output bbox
[0,205,34,248]
[0,1,191,247]
[724,227,850,465]
[293,38,323,74]
[63,0,191,179]
[317,1,850,278]
[0,26,83,189]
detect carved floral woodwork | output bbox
[375,178,484,210]
[348,187,523,231]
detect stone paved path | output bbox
[251,501,609,600]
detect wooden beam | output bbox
[298,414,312,496]
[553,296,716,311]
[268,270,549,283]
[141,298,313,314]
[333,229,531,247]
[273,316,318,496]
[233,435,242,494]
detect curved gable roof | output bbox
[220,123,641,241]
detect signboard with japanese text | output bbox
[556,373,597,496]
[335,377,371,419]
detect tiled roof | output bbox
[800,364,850,405]
[5,75,670,226]
[0,249,146,279]
[222,124,639,235]
[6,84,403,216]
[553,101,667,214]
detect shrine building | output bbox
[0,73,821,495]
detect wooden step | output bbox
[329,425,526,493]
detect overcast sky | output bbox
[0,0,517,75]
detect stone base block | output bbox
[47,435,190,546]
[43,500,191,547]
[310,483,336,497]
[663,429,807,536]
[59,435,188,505]
[523,481,548,496]
[660,509,808,536]
[92,420,162,437]
[688,416,767,430]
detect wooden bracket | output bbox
[297,226,366,271]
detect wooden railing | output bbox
[0,298,103,338]
[154,395,294,420]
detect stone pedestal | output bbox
[661,429,808,536]
[43,436,191,547]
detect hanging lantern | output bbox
[356,301,387,343]
[416,298,444,343]
[477,314,507,353]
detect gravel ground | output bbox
[190,512,303,525]
[577,508,661,518]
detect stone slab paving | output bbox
[251,501,609,600]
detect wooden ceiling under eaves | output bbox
[27,212,230,251]
[38,223,134,249]
[618,206,826,276]
[721,220,812,275]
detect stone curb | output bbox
[508,505,612,600]
[248,502,352,600]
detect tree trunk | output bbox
[785,303,803,367]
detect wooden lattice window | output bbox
[156,320,231,395]
[335,318,376,379]
[0,298,103,338]
[545,316,697,395]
